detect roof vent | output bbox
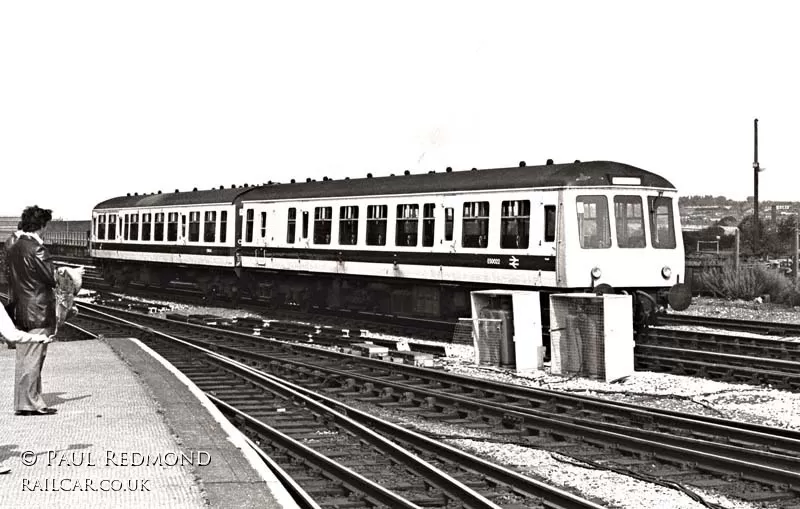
[268,180,273,184]
[390,173,395,177]
[306,178,312,183]
[428,170,435,174]
[367,173,373,178]
[193,187,198,192]
[231,184,236,188]
[471,168,477,171]
[546,159,554,165]
[126,193,131,196]
[134,192,138,196]
[175,189,180,193]
[290,179,296,183]
[345,177,350,180]
[446,167,452,173]
[220,185,224,190]
[574,159,581,163]
[244,183,249,187]
[158,190,162,194]
[519,161,526,167]
[404,170,411,175]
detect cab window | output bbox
[614,196,645,248]
[576,196,610,249]
[648,196,676,248]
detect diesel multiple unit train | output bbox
[89,160,689,327]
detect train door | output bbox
[254,205,269,266]
[440,198,458,253]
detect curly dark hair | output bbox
[19,205,53,233]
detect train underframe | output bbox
[97,259,669,331]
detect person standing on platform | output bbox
[0,305,52,473]
[7,206,58,416]
[2,225,22,349]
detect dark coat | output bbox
[8,235,56,331]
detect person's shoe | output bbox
[15,408,57,416]
[0,465,10,474]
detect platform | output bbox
[0,338,299,509]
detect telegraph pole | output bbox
[753,118,760,255]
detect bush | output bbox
[698,263,800,305]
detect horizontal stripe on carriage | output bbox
[91,243,555,271]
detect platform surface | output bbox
[0,338,298,509]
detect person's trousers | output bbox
[14,331,48,412]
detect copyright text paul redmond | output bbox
[18,449,211,492]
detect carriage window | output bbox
[129,213,139,241]
[444,207,454,241]
[154,213,165,241]
[314,206,332,244]
[108,215,117,241]
[544,205,556,242]
[141,213,152,241]
[286,208,296,244]
[123,214,129,240]
[395,204,419,247]
[167,212,179,241]
[462,202,489,248]
[367,205,387,245]
[648,196,676,249]
[576,196,610,249]
[615,196,645,248]
[203,211,216,242]
[302,211,309,239]
[188,212,200,242]
[422,203,435,247]
[220,211,227,243]
[339,206,359,245]
[97,215,106,240]
[245,209,254,243]
[501,200,530,249]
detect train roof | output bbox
[93,186,253,210]
[240,160,675,202]
[93,160,675,211]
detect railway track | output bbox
[661,313,800,336]
[67,304,603,509]
[64,302,800,507]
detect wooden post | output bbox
[734,228,740,273]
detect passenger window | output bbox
[141,213,152,241]
[123,214,129,241]
[314,207,332,244]
[395,204,419,247]
[108,215,117,241]
[614,196,645,248]
[189,212,200,242]
[167,212,179,242]
[339,206,359,245]
[203,211,216,242]
[544,205,556,242]
[648,196,676,248]
[97,215,106,240]
[245,209,254,243]
[301,211,309,239]
[154,213,165,241]
[444,207,454,241]
[422,203,435,247]
[500,200,530,249]
[130,213,139,241]
[576,196,610,249]
[286,208,296,244]
[220,211,227,243]
[462,202,489,248]
[367,205,387,246]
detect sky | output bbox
[1,1,798,220]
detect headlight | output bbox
[661,266,672,279]
[591,266,602,280]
